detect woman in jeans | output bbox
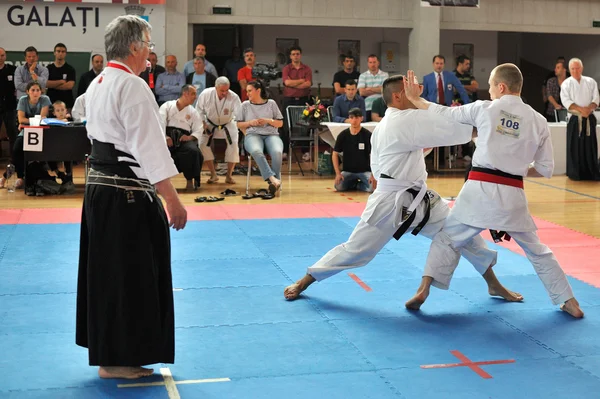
[236,80,284,195]
[0,81,51,189]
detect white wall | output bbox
[253,25,411,88]
[0,3,166,64]
[442,0,600,34]
[252,25,498,89]
[189,0,414,28]
[520,33,600,83]
[440,30,497,89]
[190,0,600,34]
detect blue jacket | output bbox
[421,70,470,106]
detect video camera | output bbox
[252,63,282,86]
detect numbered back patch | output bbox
[495,110,522,138]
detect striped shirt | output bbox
[357,69,389,111]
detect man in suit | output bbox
[422,55,470,106]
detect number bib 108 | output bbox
[495,110,522,138]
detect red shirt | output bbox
[237,66,254,101]
[282,63,312,98]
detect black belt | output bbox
[380,174,431,240]
[206,117,233,145]
[89,140,139,179]
[166,126,191,148]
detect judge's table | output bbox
[547,121,600,175]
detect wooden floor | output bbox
[1,160,599,238]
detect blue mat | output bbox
[1,218,599,398]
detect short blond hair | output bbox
[491,63,523,93]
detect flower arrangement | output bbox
[302,97,327,122]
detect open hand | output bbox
[404,70,422,103]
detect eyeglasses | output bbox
[142,41,155,51]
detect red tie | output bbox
[437,73,445,105]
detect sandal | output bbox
[205,196,225,202]
[220,188,238,196]
[194,196,207,202]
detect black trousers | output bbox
[76,184,174,366]
[1,109,17,160]
[170,140,203,181]
[567,114,600,181]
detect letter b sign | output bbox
[23,128,44,152]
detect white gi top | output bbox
[71,93,85,121]
[429,95,554,232]
[361,107,472,227]
[85,61,178,184]
[158,100,203,141]
[560,76,600,110]
[195,87,241,138]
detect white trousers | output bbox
[200,130,240,163]
[307,192,497,286]
[424,212,574,305]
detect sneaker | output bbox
[302,152,310,162]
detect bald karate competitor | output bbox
[403,65,583,318]
[284,75,522,304]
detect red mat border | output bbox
[2,202,599,288]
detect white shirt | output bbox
[195,87,241,139]
[429,95,553,231]
[560,75,600,110]
[361,107,472,227]
[85,60,178,184]
[72,93,86,121]
[159,100,204,141]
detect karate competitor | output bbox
[403,65,584,318]
[76,15,188,380]
[159,84,204,191]
[559,58,600,181]
[284,75,521,304]
[71,93,85,122]
[195,76,242,184]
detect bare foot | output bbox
[284,274,316,300]
[98,366,154,379]
[488,286,524,302]
[225,176,236,184]
[560,298,584,318]
[405,291,428,310]
[185,180,194,192]
[405,276,432,310]
[207,176,219,184]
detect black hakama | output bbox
[76,182,175,366]
[566,113,600,181]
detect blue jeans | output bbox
[335,171,373,192]
[244,134,283,181]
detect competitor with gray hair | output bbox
[76,15,187,380]
[195,76,242,184]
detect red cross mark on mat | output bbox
[420,350,515,379]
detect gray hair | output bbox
[568,58,583,69]
[215,76,230,87]
[180,84,196,96]
[105,15,152,61]
[194,56,205,63]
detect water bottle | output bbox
[5,164,16,193]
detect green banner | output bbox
[6,51,92,96]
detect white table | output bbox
[320,122,378,147]
[547,122,600,175]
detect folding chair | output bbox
[242,154,281,199]
[554,109,568,122]
[327,106,334,122]
[286,105,314,175]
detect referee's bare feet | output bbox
[560,298,584,318]
[284,274,316,300]
[98,366,154,379]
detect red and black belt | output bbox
[468,167,524,242]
